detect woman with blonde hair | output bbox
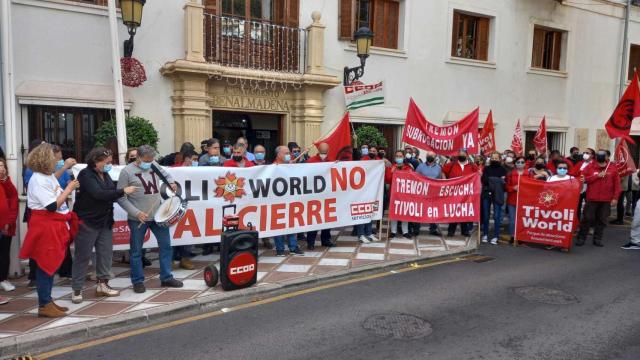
[19,143,79,317]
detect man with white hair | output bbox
[272,146,304,256]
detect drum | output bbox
[154,196,188,227]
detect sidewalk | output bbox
[0,224,476,357]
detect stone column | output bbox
[171,73,211,150]
[306,11,326,75]
[290,87,325,149]
[184,0,205,62]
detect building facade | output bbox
[1,0,640,183]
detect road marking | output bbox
[36,255,470,359]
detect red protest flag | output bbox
[314,112,352,161]
[615,139,637,177]
[605,71,640,144]
[533,117,548,155]
[511,119,523,155]
[402,98,479,156]
[479,110,496,155]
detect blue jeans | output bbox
[307,229,332,247]
[508,204,516,236]
[274,234,298,252]
[128,220,174,284]
[356,222,372,237]
[482,197,503,239]
[36,264,54,307]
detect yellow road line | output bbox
[36,255,469,359]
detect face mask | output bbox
[223,147,231,155]
[583,153,591,161]
[501,154,507,160]
[535,163,545,170]
[139,161,152,170]
[596,154,607,163]
[426,156,435,163]
[557,168,568,176]
[527,154,535,161]
[232,155,243,162]
[191,161,199,167]
[56,159,64,169]
[458,156,467,162]
[379,152,386,158]
[361,148,369,156]
[572,153,580,159]
[103,164,113,173]
[370,152,377,158]
[506,156,514,163]
[284,154,292,162]
[515,162,525,169]
[395,158,404,165]
[319,153,327,160]
[293,151,300,158]
[490,160,501,166]
[255,153,265,161]
[209,156,220,164]
[405,153,413,159]
[128,157,136,164]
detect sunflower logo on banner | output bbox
[538,189,559,208]
[215,172,246,203]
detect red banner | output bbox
[511,119,523,155]
[314,112,352,161]
[479,110,496,155]
[605,71,640,144]
[533,117,548,155]
[615,139,637,177]
[515,176,581,249]
[402,98,479,156]
[389,172,480,223]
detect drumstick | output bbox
[138,196,161,229]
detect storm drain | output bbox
[513,286,578,305]
[362,314,433,339]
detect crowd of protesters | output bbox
[0,136,637,317]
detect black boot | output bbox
[575,237,585,247]
[593,239,604,247]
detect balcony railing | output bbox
[204,14,307,74]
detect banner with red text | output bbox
[515,176,581,249]
[388,172,480,223]
[73,161,384,250]
[479,110,496,155]
[402,98,479,156]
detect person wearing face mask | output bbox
[236,136,255,162]
[223,144,256,168]
[271,146,305,256]
[170,149,200,269]
[51,145,76,279]
[360,144,372,160]
[443,149,478,237]
[528,156,552,181]
[416,151,444,236]
[547,160,575,182]
[547,150,574,175]
[221,140,233,158]
[199,138,226,166]
[480,152,507,245]
[126,148,138,164]
[305,143,336,248]
[574,148,595,219]
[385,150,414,238]
[404,147,420,169]
[172,149,200,168]
[567,146,581,166]
[505,156,527,243]
[524,150,537,169]
[117,145,183,293]
[576,150,621,247]
[158,142,195,166]
[71,148,137,304]
[252,145,268,165]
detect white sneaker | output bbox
[368,234,379,242]
[490,238,498,245]
[71,290,83,304]
[96,281,120,297]
[0,280,15,292]
[358,235,371,243]
[481,235,488,243]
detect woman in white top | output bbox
[548,160,575,182]
[18,143,79,318]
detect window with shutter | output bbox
[531,25,564,71]
[340,0,356,40]
[451,11,491,61]
[628,44,640,80]
[340,0,400,49]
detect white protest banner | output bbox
[344,81,385,110]
[73,161,385,250]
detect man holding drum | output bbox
[117,145,184,293]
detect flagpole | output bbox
[619,0,632,100]
[514,172,522,247]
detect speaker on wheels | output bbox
[219,205,259,291]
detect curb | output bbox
[1,247,475,359]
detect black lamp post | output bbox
[343,27,374,86]
[119,0,146,58]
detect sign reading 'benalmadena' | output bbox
[212,86,290,112]
[73,161,385,251]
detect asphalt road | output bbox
[51,227,640,360]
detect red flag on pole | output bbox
[615,138,637,176]
[605,71,640,144]
[479,110,496,155]
[314,112,352,161]
[533,117,548,155]
[511,119,523,155]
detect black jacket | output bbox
[481,164,507,205]
[74,167,124,228]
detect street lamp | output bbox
[119,0,146,57]
[344,27,374,86]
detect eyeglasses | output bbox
[558,168,568,170]
[515,161,525,165]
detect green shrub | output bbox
[95,116,159,149]
[355,125,388,148]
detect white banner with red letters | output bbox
[73,161,385,250]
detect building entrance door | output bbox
[212,111,282,162]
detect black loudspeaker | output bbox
[220,229,259,291]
